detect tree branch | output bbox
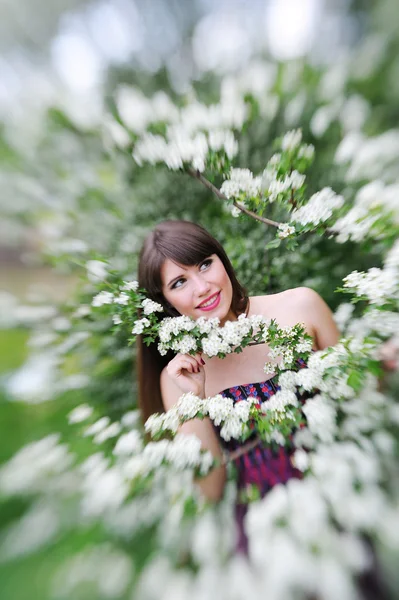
[187,168,281,228]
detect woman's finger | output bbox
[193,352,205,366]
[168,356,199,376]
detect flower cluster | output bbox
[133,129,238,173]
[290,187,344,227]
[220,168,262,201]
[91,279,163,344]
[342,241,399,307]
[330,180,399,244]
[278,223,296,239]
[126,87,247,174]
[219,131,312,217]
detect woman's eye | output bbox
[200,258,212,270]
[171,278,185,289]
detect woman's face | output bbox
[161,254,235,324]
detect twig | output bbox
[187,168,281,228]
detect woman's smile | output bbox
[196,291,221,311]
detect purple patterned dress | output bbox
[217,372,306,553]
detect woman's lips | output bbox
[197,291,221,312]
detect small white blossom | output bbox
[120,280,139,292]
[84,417,111,437]
[262,390,298,412]
[113,431,143,456]
[177,393,205,420]
[132,318,151,335]
[231,206,241,218]
[68,404,93,424]
[298,144,315,160]
[291,187,344,226]
[120,410,140,428]
[113,292,129,305]
[343,268,398,305]
[72,305,91,318]
[296,368,322,391]
[221,168,262,200]
[303,395,337,442]
[175,335,197,354]
[207,395,234,426]
[92,291,114,307]
[112,314,122,325]
[94,422,122,444]
[278,371,297,392]
[142,298,164,315]
[278,223,296,239]
[281,129,302,151]
[86,260,108,283]
[292,448,310,471]
[220,413,243,441]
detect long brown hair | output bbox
[137,220,248,423]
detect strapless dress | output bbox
[216,363,308,553]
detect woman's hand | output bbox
[166,353,206,397]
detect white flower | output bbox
[295,339,313,353]
[277,371,297,392]
[144,414,164,438]
[132,318,151,335]
[298,144,315,160]
[343,268,398,305]
[113,292,129,305]
[94,422,122,444]
[175,335,197,354]
[112,314,122,325]
[73,305,91,318]
[81,467,128,517]
[262,390,298,412]
[281,129,302,152]
[291,187,344,226]
[292,448,309,471]
[113,431,143,456]
[302,395,337,442]
[221,168,262,200]
[86,260,108,283]
[120,410,140,428]
[142,298,163,315]
[84,417,111,437]
[231,206,241,218]
[92,291,114,307]
[68,404,93,424]
[120,280,139,292]
[278,223,296,239]
[177,393,204,419]
[207,395,234,426]
[334,303,355,332]
[295,368,322,391]
[289,170,306,189]
[220,413,243,441]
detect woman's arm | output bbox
[160,366,227,502]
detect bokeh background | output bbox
[0,0,398,599]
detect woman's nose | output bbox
[194,275,211,295]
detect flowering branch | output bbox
[186,167,281,228]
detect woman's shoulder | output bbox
[250,287,319,312]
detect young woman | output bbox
[137,219,340,550]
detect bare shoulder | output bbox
[251,287,321,313]
[250,287,339,350]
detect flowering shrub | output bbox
[1,7,399,599]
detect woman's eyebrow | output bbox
[167,267,188,287]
